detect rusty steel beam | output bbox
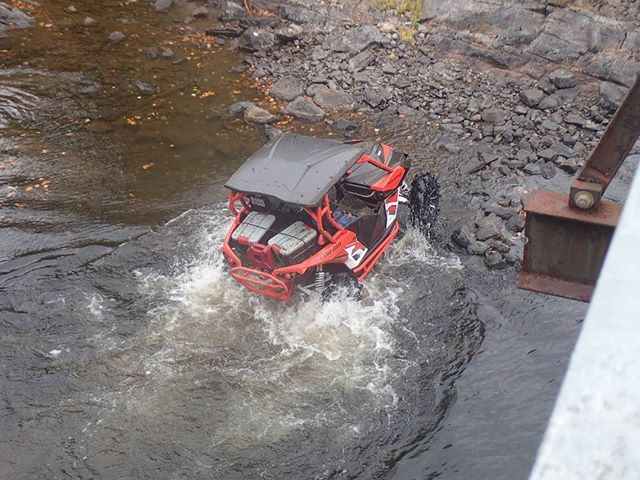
[518,190,621,302]
[570,74,640,210]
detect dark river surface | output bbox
[2,1,621,479]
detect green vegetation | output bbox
[397,25,417,43]
[375,0,422,23]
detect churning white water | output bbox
[77,206,464,457]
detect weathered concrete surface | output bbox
[529,160,640,480]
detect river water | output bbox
[0,2,594,479]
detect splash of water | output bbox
[79,206,464,453]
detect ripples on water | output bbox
[24,206,476,479]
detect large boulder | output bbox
[283,98,326,123]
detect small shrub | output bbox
[398,25,417,43]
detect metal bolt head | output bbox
[574,191,596,209]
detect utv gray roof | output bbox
[225,134,365,207]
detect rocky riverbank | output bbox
[193,0,637,270]
[4,0,639,271]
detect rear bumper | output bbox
[229,266,293,301]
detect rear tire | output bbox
[408,173,440,238]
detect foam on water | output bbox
[80,206,464,452]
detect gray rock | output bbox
[506,214,525,233]
[503,251,520,265]
[244,105,276,124]
[264,125,283,141]
[240,27,275,52]
[523,163,542,175]
[520,88,544,107]
[541,162,557,179]
[516,149,530,162]
[530,32,585,63]
[452,225,474,249]
[83,17,97,26]
[495,27,539,47]
[108,31,126,43]
[135,80,155,95]
[599,81,626,110]
[395,76,411,89]
[192,6,208,18]
[551,142,574,158]
[161,47,174,58]
[485,251,507,269]
[485,203,518,220]
[398,105,417,116]
[328,25,383,56]
[442,143,460,154]
[154,0,173,13]
[275,23,304,41]
[228,101,255,116]
[549,68,577,89]
[564,113,588,127]
[311,48,330,61]
[270,76,303,101]
[0,3,33,29]
[583,54,640,88]
[382,63,397,75]
[283,97,326,123]
[476,215,502,241]
[312,86,354,111]
[468,240,489,256]
[622,30,640,55]
[364,90,384,108]
[557,156,578,173]
[348,51,374,73]
[335,118,359,131]
[486,239,510,254]
[555,87,579,103]
[464,151,499,174]
[538,94,560,110]
[218,0,246,20]
[481,106,506,124]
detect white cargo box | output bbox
[268,221,317,260]
[232,211,275,245]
